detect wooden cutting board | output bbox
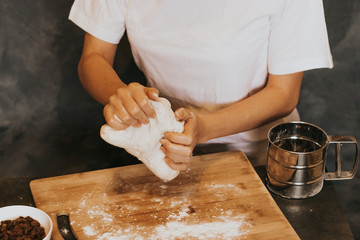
[30,151,299,240]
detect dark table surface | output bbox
[0,167,355,240]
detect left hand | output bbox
[160,108,199,171]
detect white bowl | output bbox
[0,205,53,240]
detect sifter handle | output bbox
[325,136,359,180]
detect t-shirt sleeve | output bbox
[68,0,126,44]
[268,0,334,75]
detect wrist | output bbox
[196,113,212,143]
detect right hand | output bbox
[103,82,159,130]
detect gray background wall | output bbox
[298,1,360,238]
[0,0,359,238]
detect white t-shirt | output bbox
[69,0,333,148]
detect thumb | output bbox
[145,87,159,101]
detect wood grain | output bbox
[30,151,299,239]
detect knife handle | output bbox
[57,212,78,240]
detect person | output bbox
[69,0,333,170]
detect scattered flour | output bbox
[206,183,243,192]
[83,225,97,236]
[81,214,250,240]
[153,217,249,239]
[71,182,252,239]
[167,207,189,221]
[87,209,113,222]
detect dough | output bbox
[100,98,184,181]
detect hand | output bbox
[161,108,201,171]
[103,82,159,130]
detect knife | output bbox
[57,212,78,240]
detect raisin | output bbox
[0,217,46,240]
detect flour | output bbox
[87,209,113,222]
[153,217,249,239]
[81,212,250,240]
[206,183,242,192]
[73,182,252,239]
[83,225,97,236]
[167,207,189,221]
[81,213,250,240]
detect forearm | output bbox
[78,53,126,105]
[197,72,303,143]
